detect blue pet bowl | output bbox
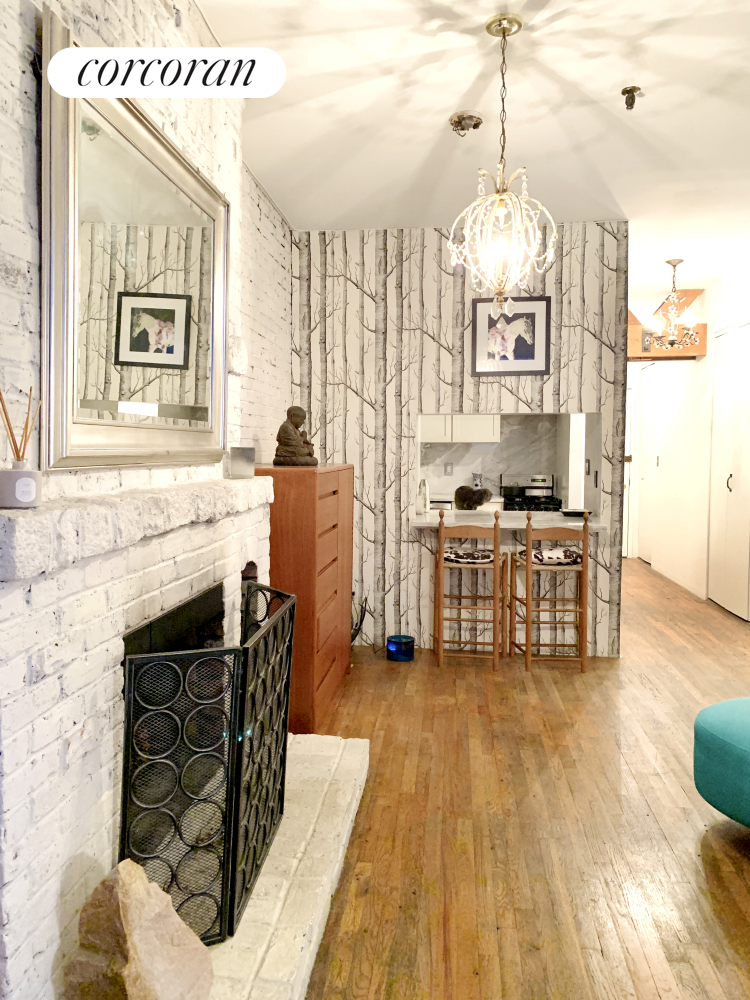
[386,635,415,661]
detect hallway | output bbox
[307,558,750,1000]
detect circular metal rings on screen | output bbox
[142,856,175,893]
[176,846,222,894]
[177,893,220,939]
[135,660,183,709]
[180,752,227,800]
[128,808,178,858]
[133,710,181,759]
[180,800,224,848]
[183,705,229,752]
[131,759,179,808]
[185,656,230,704]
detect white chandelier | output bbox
[651,259,701,350]
[448,14,556,319]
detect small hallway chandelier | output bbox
[448,13,557,319]
[651,259,701,350]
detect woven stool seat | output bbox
[443,548,494,565]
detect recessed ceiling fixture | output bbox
[448,13,556,319]
[622,85,641,110]
[652,259,701,349]
[449,110,483,137]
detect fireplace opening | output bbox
[119,581,296,945]
[124,584,225,658]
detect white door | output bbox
[638,364,661,564]
[708,329,750,619]
[623,381,636,557]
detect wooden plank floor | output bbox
[305,558,750,1000]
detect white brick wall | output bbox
[0,0,294,991]
[235,166,293,465]
[0,480,272,998]
[0,0,292,498]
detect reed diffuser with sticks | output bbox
[0,386,41,508]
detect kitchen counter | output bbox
[410,510,607,535]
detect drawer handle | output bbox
[317,556,337,576]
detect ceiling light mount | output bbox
[485,13,523,38]
[449,110,484,137]
[622,85,641,110]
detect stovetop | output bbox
[502,495,563,512]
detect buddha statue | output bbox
[273,406,318,466]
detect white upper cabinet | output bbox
[419,413,501,443]
[419,414,452,442]
[451,414,501,443]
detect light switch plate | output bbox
[444,463,453,476]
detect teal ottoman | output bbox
[695,697,750,827]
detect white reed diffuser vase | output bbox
[0,387,42,509]
[0,460,41,509]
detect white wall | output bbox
[703,263,750,333]
[630,261,750,598]
[235,166,293,465]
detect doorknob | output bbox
[727,474,733,492]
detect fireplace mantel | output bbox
[0,477,274,582]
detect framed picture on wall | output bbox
[114,292,192,370]
[471,295,551,377]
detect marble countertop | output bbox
[410,510,607,533]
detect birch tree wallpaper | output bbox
[77,222,214,427]
[291,223,628,657]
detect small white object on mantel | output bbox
[209,734,369,1000]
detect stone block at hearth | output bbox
[288,734,343,757]
[64,859,213,1000]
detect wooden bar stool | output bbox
[509,512,589,672]
[433,509,508,669]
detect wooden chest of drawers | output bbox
[255,464,354,733]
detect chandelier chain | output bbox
[448,13,558,321]
[499,30,508,171]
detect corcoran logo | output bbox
[47,47,285,98]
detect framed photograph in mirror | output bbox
[115,293,192,370]
[471,295,551,377]
[41,6,228,470]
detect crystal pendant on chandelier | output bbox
[447,13,556,320]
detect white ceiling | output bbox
[198,0,750,310]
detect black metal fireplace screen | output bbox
[119,582,296,944]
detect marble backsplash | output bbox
[421,414,559,499]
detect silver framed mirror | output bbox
[41,6,229,470]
